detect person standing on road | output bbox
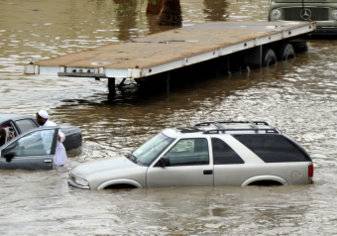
[36,110,67,167]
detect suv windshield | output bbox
[132,133,174,166]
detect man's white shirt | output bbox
[42,120,67,166]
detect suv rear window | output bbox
[233,134,311,162]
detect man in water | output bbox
[36,110,67,167]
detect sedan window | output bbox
[15,119,37,133]
[0,121,18,141]
[164,138,209,166]
[133,133,174,166]
[2,129,56,157]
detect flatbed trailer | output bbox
[24,21,315,98]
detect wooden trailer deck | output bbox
[25,21,315,80]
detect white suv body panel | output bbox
[146,164,214,187]
[213,162,311,186]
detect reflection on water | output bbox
[1,0,337,235]
[159,0,183,26]
[113,0,138,40]
[203,0,229,21]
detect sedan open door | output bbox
[0,127,58,170]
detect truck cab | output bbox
[269,0,337,34]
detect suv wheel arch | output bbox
[241,175,287,187]
[98,179,143,190]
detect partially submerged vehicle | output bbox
[0,114,82,169]
[0,114,82,151]
[68,121,314,190]
[269,0,337,35]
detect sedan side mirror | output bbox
[4,152,15,163]
[156,158,170,168]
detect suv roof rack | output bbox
[194,121,270,127]
[202,128,280,134]
[178,127,201,133]
[192,121,279,134]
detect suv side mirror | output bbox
[156,158,170,168]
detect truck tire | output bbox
[262,49,277,67]
[278,43,295,61]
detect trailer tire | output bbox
[278,43,295,61]
[262,49,277,67]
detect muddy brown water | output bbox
[1,0,337,235]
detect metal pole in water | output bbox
[226,56,231,76]
[108,78,116,100]
[166,73,171,96]
[258,45,263,68]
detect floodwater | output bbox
[0,0,337,235]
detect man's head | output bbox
[36,110,49,126]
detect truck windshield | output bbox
[132,133,174,166]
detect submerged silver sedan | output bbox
[68,121,314,190]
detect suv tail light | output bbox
[308,163,314,178]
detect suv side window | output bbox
[15,119,37,133]
[212,138,244,164]
[233,134,311,162]
[164,138,209,166]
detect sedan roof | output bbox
[0,113,34,123]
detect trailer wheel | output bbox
[262,49,277,67]
[278,43,295,61]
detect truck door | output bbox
[147,138,213,187]
[0,128,58,170]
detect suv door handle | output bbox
[44,159,52,163]
[203,169,213,175]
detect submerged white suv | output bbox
[68,121,314,190]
